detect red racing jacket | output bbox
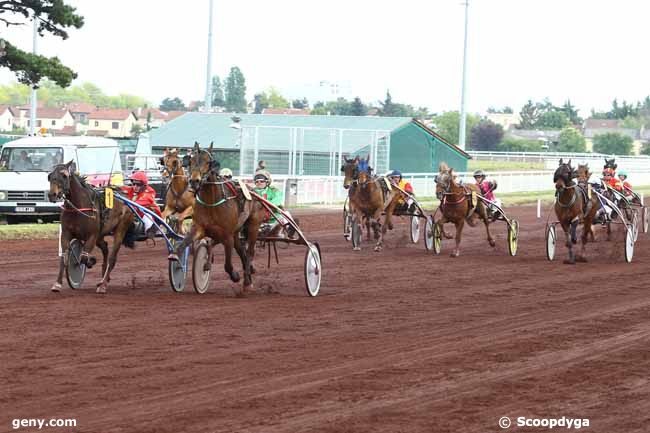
[120,185,162,217]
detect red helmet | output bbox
[129,171,149,185]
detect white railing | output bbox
[468,150,650,164]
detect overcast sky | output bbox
[1,0,648,116]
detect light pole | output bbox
[204,0,214,112]
[30,14,38,135]
[458,0,470,151]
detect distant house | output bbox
[583,118,641,154]
[0,105,16,132]
[134,108,187,130]
[506,129,561,147]
[485,112,521,130]
[14,107,75,132]
[262,108,311,115]
[66,102,97,124]
[87,109,137,138]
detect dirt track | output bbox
[1,206,649,433]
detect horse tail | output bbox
[122,223,136,249]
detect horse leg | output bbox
[372,209,384,252]
[561,221,575,264]
[577,221,591,263]
[481,207,496,247]
[80,233,98,269]
[245,219,260,275]
[97,238,109,278]
[451,220,464,257]
[96,224,128,294]
[174,206,193,235]
[234,234,253,294]
[222,235,242,286]
[169,225,203,261]
[52,230,71,292]
[365,217,372,241]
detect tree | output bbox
[130,124,143,137]
[211,75,225,107]
[559,99,581,125]
[292,97,309,109]
[536,111,570,129]
[224,66,247,112]
[487,106,513,114]
[349,97,367,116]
[266,87,289,108]
[160,97,185,111]
[556,127,586,152]
[518,100,543,129]
[593,132,634,155]
[146,112,153,131]
[641,142,650,156]
[470,121,504,151]
[379,90,396,116]
[430,111,480,146]
[0,1,84,88]
[253,93,268,114]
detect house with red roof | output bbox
[86,109,137,137]
[14,107,75,132]
[0,105,17,132]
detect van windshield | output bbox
[76,147,121,174]
[0,147,64,172]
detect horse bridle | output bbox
[554,165,579,208]
[49,164,98,218]
[190,150,237,207]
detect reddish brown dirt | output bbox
[1,206,649,433]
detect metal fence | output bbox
[238,126,391,177]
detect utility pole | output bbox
[458,0,470,150]
[30,15,38,135]
[204,0,214,112]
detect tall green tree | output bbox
[292,97,309,109]
[379,90,395,116]
[536,111,570,129]
[431,111,480,146]
[253,93,268,114]
[593,132,634,155]
[160,97,185,111]
[557,127,586,152]
[211,75,225,107]
[0,1,84,88]
[519,100,544,129]
[349,97,367,116]
[470,121,503,151]
[559,99,581,125]
[266,87,289,108]
[224,66,247,112]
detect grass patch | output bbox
[467,160,545,172]
[0,223,59,240]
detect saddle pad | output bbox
[239,179,252,201]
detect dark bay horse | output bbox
[434,163,494,257]
[170,142,266,294]
[160,148,194,234]
[553,159,599,264]
[48,161,135,293]
[342,155,396,251]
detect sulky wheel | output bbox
[507,219,519,257]
[624,225,634,263]
[424,216,434,252]
[304,242,322,297]
[410,215,420,244]
[168,240,188,292]
[545,224,556,261]
[343,208,352,241]
[432,222,443,255]
[643,207,649,234]
[66,238,87,289]
[192,240,212,294]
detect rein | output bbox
[195,179,238,208]
[555,184,578,208]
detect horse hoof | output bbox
[575,255,588,263]
[374,246,382,252]
[229,271,241,283]
[353,247,361,251]
[563,259,576,265]
[489,240,496,247]
[51,283,62,292]
[450,252,460,258]
[96,284,107,294]
[250,265,256,275]
[168,254,179,262]
[87,257,97,268]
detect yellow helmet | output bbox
[220,168,233,177]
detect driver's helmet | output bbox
[254,170,271,186]
[473,169,485,179]
[220,168,233,178]
[388,169,402,180]
[129,171,149,186]
[602,167,614,177]
[618,169,628,178]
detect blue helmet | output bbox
[388,169,402,178]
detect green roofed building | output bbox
[146,113,469,175]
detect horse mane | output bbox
[439,162,449,173]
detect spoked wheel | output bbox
[432,223,443,255]
[351,220,362,250]
[168,240,188,292]
[545,224,556,261]
[192,240,212,294]
[624,225,634,263]
[66,239,87,289]
[304,242,322,297]
[631,211,639,242]
[424,216,434,252]
[410,215,420,243]
[343,208,352,241]
[643,207,649,234]
[507,219,519,257]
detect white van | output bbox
[0,136,123,223]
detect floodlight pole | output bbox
[30,15,38,135]
[458,0,470,151]
[204,0,214,112]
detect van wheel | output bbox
[6,216,21,225]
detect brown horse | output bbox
[48,161,135,293]
[160,148,194,234]
[576,163,608,242]
[170,142,266,294]
[342,155,396,251]
[553,159,599,264]
[434,163,494,257]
